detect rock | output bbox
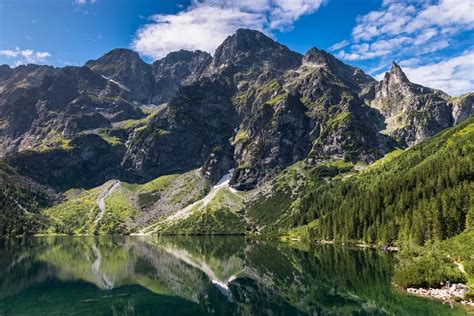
[85,48,154,103]
[0,28,472,192]
[152,50,212,104]
[370,62,460,146]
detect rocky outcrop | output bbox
[452,93,474,124]
[152,50,211,104]
[6,134,125,190]
[371,62,455,145]
[302,47,376,97]
[206,29,302,78]
[85,48,154,103]
[0,64,143,155]
[121,78,238,182]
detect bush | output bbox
[394,252,467,288]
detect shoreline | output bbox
[405,284,474,309]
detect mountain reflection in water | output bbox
[0,236,467,315]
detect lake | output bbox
[0,236,468,315]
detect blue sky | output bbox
[0,0,473,95]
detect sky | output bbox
[0,0,473,95]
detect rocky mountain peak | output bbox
[302,47,332,67]
[300,47,375,95]
[87,48,142,64]
[207,28,302,76]
[385,62,410,84]
[155,49,211,66]
[0,65,12,82]
[85,48,153,103]
[151,49,212,104]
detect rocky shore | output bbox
[406,284,474,308]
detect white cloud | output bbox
[336,0,474,62]
[268,0,327,29]
[329,39,348,51]
[331,0,473,95]
[132,0,326,60]
[402,50,474,96]
[373,50,474,95]
[74,0,96,5]
[0,48,51,65]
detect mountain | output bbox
[85,48,155,103]
[0,28,472,238]
[370,62,468,146]
[152,49,212,104]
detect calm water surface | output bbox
[0,236,469,315]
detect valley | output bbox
[0,28,473,310]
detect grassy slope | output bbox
[42,170,213,235]
[155,188,247,235]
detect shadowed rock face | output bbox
[0,29,472,192]
[152,50,212,105]
[85,48,155,103]
[86,48,212,105]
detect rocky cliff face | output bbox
[0,64,143,155]
[86,48,212,105]
[0,29,472,193]
[371,62,458,146]
[152,50,212,104]
[85,48,154,103]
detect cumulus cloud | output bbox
[132,0,326,60]
[0,48,51,65]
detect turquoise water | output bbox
[0,236,468,315]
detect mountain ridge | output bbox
[0,28,472,238]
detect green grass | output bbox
[43,189,100,235]
[138,174,178,192]
[265,93,288,106]
[169,174,210,205]
[98,190,137,234]
[234,129,249,143]
[37,131,73,152]
[159,188,246,235]
[41,171,211,235]
[326,112,351,130]
[97,131,123,146]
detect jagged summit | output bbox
[0,27,472,193]
[207,28,302,75]
[86,48,145,66]
[151,49,212,104]
[301,47,375,94]
[384,61,410,83]
[302,47,334,66]
[155,49,211,65]
[85,47,154,103]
